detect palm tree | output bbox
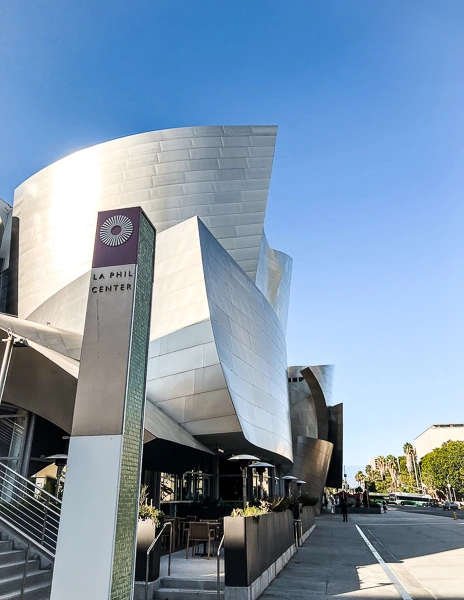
[404,442,419,487]
[355,471,365,487]
[403,443,414,474]
[365,465,373,479]
[386,455,398,490]
[377,456,386,480]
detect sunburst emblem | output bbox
[99,215,134,247]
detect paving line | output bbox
[354,521,464,527]
[355,524,413,600]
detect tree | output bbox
[386,455,398,491]
[403,443,414,474]
[421,441,464,497]
[355,471,365,487]
[377,456,387,480]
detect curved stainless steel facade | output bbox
[287,365,318,439]
[6,126,294,468]
[255,232,292,330]
[147,217,292,463]
[287,364,342,496]
[292,437,333,501]
[1,125,344,492]
[13,126,277,319]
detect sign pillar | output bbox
[50,207,155,600]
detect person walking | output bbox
[340,498,348,522]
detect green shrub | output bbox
[230,501,271,518]
[138,484,164,526]
[300,494,319,507]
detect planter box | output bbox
[135,519,161,582]
[300,505,316,534]
[224,511,295,599]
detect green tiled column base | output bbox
[110,216,155,600]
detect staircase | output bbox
[153,577,224,600]
[0,537,52,599]
[0,463,61,600]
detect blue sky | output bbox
[1,1,463,466]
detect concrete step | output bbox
[0,560,40,580]
[0,570,52,595]
[160,578,225,591]
[0,541,13,552]
[154,590,224,600]
[0,551,26,566]
[0,580,51,600]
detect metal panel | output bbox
[290,436,333,500]
[255,232,292,330]
[13,126,280,319]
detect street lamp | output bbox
[282,475,298,497]
[46,454,68,497]
[250,462,274,500]
[295,480,306,497]
[227,454,260,509]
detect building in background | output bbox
[287,365,343,501]
[0,126,343,510]
[415,424,464,460]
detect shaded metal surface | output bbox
[326,402,343,488]
[144,402,213,455]
[287,365,341,495]
[291,436,333,500]
[14,126,277,319]
[300,365,333,441]
[255,231,292,330]
[4,344,77,432]
[287,366,318,440]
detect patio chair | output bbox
[185,522,216,560]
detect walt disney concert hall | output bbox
[0,125,342,510]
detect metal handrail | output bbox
[217,534,224,600]
[0,462,62,555]
[145,521,172,600]
[19,541,31,598]
[0,462,60,503]
[293,519,302,551]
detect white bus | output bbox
[389,492,431,507]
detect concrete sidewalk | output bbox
[259,513,402,599]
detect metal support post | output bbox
[0,334,14,405]
[242,468,247,509]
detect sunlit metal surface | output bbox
[9,125,297,466]
[0,313,81,360]
[147,217,293,464]
[13,126,277,319]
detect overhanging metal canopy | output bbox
[0,312,211,453]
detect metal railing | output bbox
[0,461,61,556]
[293,519,302,551]
[217,533,224,600]
[145,522,172,600]
[20,541,31,598]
